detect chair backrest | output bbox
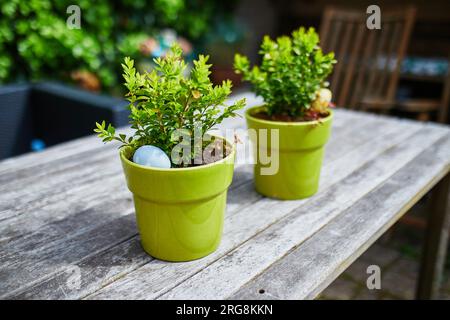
[438,58,450,123]
[319,6,416,109]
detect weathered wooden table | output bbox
[1,93,449,300]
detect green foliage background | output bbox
[0,0,235,91]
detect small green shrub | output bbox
[234,27,336,119]
[95,44,246,166]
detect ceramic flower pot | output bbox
[120,139,235,262]
[245,106,333,200]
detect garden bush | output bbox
[0,0,236,92]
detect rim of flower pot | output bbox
[120,135,235,172]
[245,105,333,126]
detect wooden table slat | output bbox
[0,111,384,294]
[88,118,436,300]
[155,128,449,300]
[231,136,450,300]
[0,93,449,300]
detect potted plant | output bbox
[94,44,246,261]
[234,27,336,200]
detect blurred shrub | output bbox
[0,0,236,92]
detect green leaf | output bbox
[234,27,336,118]
[94,46,246,164]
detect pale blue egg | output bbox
[133,145,171,169]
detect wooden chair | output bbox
[319,6,416,111]
[395,59,450,123]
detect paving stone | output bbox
[381,267,417,299]
[342,255,418,299]
[343,245,400,285]
[439,291,450,300]
[353,288,382,300]
[319,220,450,300]
[379,293,396,300]
[438,275,450,299]
[344,258,373,283]
[388,256,419,279]
[360,244,401,268]
[321,277,359,300]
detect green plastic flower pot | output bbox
[120,138,235,262]
[245,106,333,200]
